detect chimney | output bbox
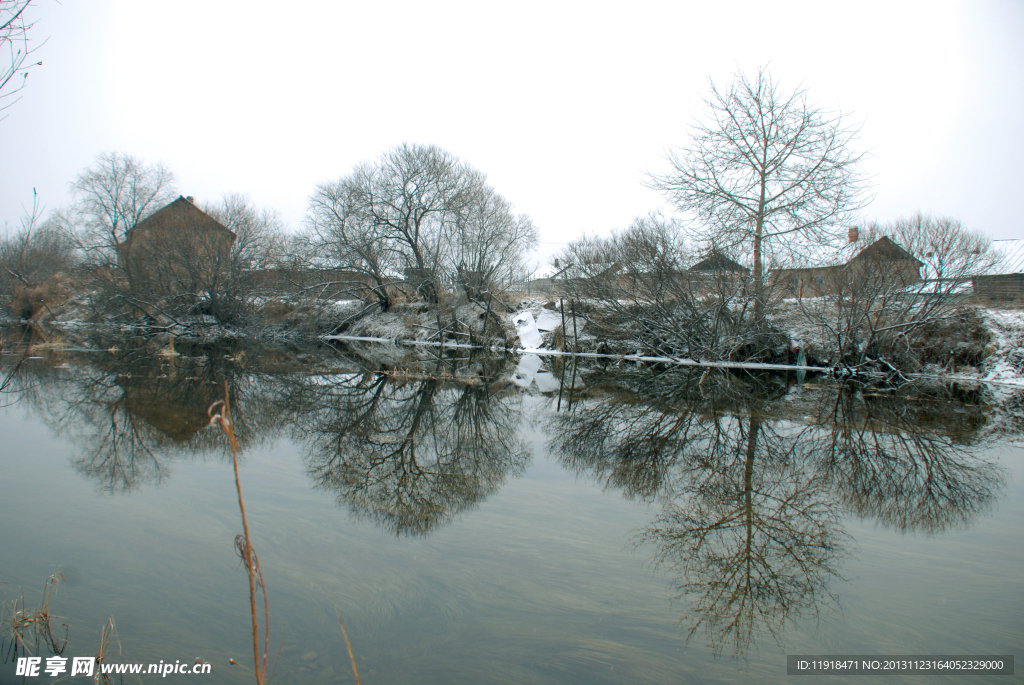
[848,226,859,243]
[186,196,195,204]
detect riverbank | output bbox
[9,292,1024,387]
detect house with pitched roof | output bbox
[118,196,236,296]
[773,236,924,298]
[689,251,749,275]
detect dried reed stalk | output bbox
[210,382,268,684]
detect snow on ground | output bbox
[508,298,574,349]
[979,308,1024,386]
[534,371,561,392]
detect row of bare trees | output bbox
[1,152,289,327]
[556,210,997,369]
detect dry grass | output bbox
[211,382,363,684]
[1,567,67,659]
[94,617,121,685]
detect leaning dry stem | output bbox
[210,383,268,685]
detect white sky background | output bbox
[1,0,1022,271]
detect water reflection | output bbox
[1,339,1016,646]
[1,340,531,534]
[2,338,291,492]
[289,357,530,535]
[549,368,1007,654]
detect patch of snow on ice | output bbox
[511,311,544,348]
[535,309,563,332]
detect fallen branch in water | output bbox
[334,608,360,685]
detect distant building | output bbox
[118,196,236,295]
[685,250,750,294]
[972,238,1024,302]
[773,236,924,298]
[689,251,749,275]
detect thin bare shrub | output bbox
[556,213,785,360]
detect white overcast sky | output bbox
[2,0,1022,268]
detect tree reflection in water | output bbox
[3,338,289,493]
[2,339,529,532]
[2,339,1015,652]
[549,368,1007,655]
[291,355,530,535]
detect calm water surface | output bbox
[1,341,1021,684]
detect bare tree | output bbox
[307,164,405,310]
[308,143,536,307]
[649,66,867,321]
[202,193,286,320]
[205,193,285,272]
[861,212,996,283]
[64,152,177,274]
[0,0,43,117]
[451,184,538,298]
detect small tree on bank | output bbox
[648,67,867,321]
[1,193,76,320]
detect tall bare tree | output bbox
[64,152,177,271]
[308,143,536,307]
[451,184,538,298]
[649,67,867,320]
[306,164,405,309]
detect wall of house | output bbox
[973,274,1024,302]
